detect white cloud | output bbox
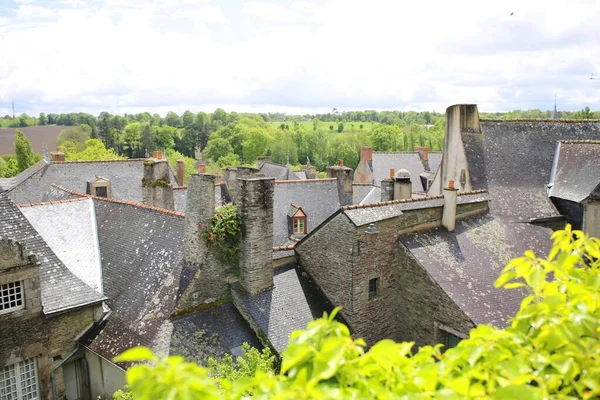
[0,0,599,116]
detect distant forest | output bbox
[0,106,597,181]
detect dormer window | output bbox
[87,176,111,199]
[288,204,307,236]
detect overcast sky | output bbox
[1,0,599,116]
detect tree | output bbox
[241,128,271,162]
[63,139,123,161]
[39,112,47,125]
[337,122,344,133]
[123,122,143,158]
[14,130,35,172]
[164,111,182,128]
[57,126,90,151]
[153,126,176,150]
[204,137,233,163]
[114,225,600,399]
[181,110,195,128]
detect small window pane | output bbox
[446,332,462,349]
[293,218,305,234]
[368,278,379,299]
[0,282,24,313]
[95,186,108,198]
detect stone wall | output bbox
[237,177,275,294]
[395,244,475,348]
[296,212,357,328]
[142,159,174,210]
[0,304,102,400]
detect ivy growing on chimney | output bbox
[200,204,242,270]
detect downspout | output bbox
[51,345,79,400]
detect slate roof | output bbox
[372,152,442,190]
[170,302,262,365]
[353,184,377,204]
[6,159,178,204]
[0,189,105,314]
[475,120,600,220]
[172,185,229,213]
[0,159,47,190]
[259,162,297,180]
[19,198,104,294]
[342,191,489,226]
[273,179,341,246]
[401,213,553,327]
[232,263,334,353]
[90,199,187,359]
[548,141,600,203]
[89,199,258,363]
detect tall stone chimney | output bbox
[304,164,317,180]
[327,160,354,206]
[380,169,395,201]
[353,146,374,184]
[142,158,174,210]
[442,180,458,232]
[237,176,275,294]
[177,159,185,186]
[393,169,412,200]
[50,148,65,162]
[256,156,272,169]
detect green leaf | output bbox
[495,385,542,400]
[113,346,157,363]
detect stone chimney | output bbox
[237,176,275,294]
[256,156,272,169]
[327,160,354,206]
[50,148,65,162]
[393,169,412,200]
[177,160,185,186]
[380,169,395,201]
[442,180,458,232]
[142,158,174,210]
[353,146,374,184]
[304,164,317,180]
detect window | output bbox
[293,217,305,234]
[445,332,462,349]
[0,281,24,314]
[368,278,379,299]
[0,358,39,400]
[95,186,108,198]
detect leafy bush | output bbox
[201,204,242,268]
[206,343,275,381]
[114,225,600,399]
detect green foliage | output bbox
[112,386,133,400]
[115,226,600,399]
[62,139,123,161]
[204,137,234,164]
[166,149,196,185]
[153,125,176,150]
[14,130,35,172]
[0,155,19,178]
[57,126,90,151]
[206,343,275,381]
[216,153,241,168]
[201,204,242,268]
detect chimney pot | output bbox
[50,150,66,162]
[448,180,455,190]
[177,159,185,186]
[442,180,458,232]
[390,168,395,179]
[198,163,207,174]
[338,159,343,167]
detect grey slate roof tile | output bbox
[477,120,600,219]
[19,198,104,294]
[6,159,177,204]
[548,141,600,203]
[372,152,442,190]
[273,180,341,246]
[401,213,552,327]
[232,263,333,353]
[259,162,297,180]
[0,189,105,314]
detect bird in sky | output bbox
[510,12,514,16]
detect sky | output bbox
[0,0,599,116]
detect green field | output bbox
[267,120,375,133]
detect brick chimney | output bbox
[142,157,174,210]
[50,148,65,162]
[327,161,354,206]
[393,169,412,200]
[177,160,185,186]
[197,163,206,174]
[237,176,275,294]
[442,180,458,231]
[415,146,429,161]
[353,146,374,184]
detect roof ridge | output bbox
[17,197,90,207]
[481,118,600,123]
[51,158,146,164]
[341,189,488,210]
[275,178,337,184]
[51,184,186,217]
[560,139,600,144]
[273,244,295,251]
